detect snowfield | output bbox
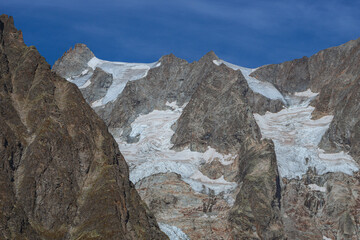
[254,90,359,179]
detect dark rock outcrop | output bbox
[0,14,167,240]
[81,67,113,103]
[319,81,360,162]
[229,139,284,239]
[245,90,285,115]
[171,63,260,154]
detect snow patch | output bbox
[67,71,92,88]
[159,223,190,240]
[308,184,326,192]
[213,59,286,103]
[254,89,359,179]
[294,89,318,98]
[81,68,89,75]
[91,97,105,108]
[79,78,91,89]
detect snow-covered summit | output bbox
[67,56,161,106]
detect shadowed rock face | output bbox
[97,52,198,138]
[251,38,360,164]
[80,67,114,103]
[229,139,284,239]
[0,15,167,240]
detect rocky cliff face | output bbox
[281,171,360,240]
[0,14,167,240]
[229,139,283,239]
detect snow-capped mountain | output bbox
[53,37,360,239]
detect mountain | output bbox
[53,43,287,238]
[54,28,359,240]
[0,14,167,239]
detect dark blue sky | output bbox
[2,0,360,67]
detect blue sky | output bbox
[2,0,360,67]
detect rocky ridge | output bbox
[0,14,167,240]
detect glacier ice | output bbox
[254,89,359,179]
[115,101,237,198]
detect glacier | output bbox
[253,90,359,179]
[115,101,237,200]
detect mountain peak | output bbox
[59,43,94,62]
[52,43,95,79]
[0,14,13,26]
[199,50,219,63]
[0,14,24,44]
[159,53,188,64]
